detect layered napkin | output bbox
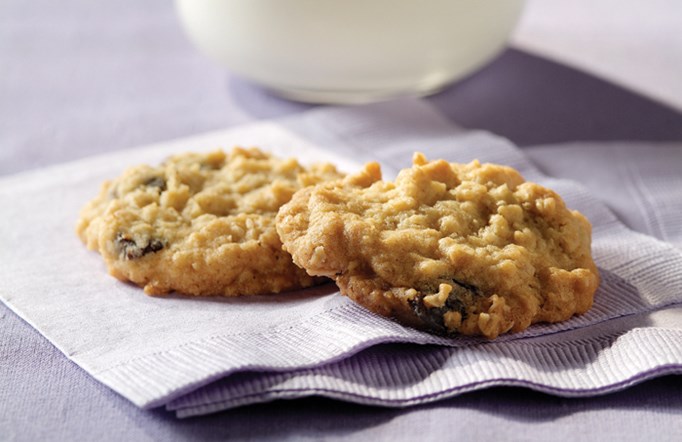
[1,100,681,417]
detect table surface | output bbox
[2,1,682,440]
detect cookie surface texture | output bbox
[77,147,343,296]
[276,153,599,339]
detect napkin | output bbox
[1,100,681,417]
[525,141,682,250]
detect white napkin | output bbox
[525,141,682,250]
[1,100,681,416]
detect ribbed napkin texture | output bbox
[1,100,680,416]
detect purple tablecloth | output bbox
[2,1,682,440]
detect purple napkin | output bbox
[1,100,680,417]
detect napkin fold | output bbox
[168,307,682,417]
[1,99,681,417]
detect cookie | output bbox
[276,153,599,339]
[77,147,343,296]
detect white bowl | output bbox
[176,0,525,103]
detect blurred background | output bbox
[513,0,682,112]
[1,0,681,175]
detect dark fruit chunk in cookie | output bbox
[410,279,481,335]
[115,233,164,260]
[143,176,167,192]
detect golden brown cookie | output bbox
[276,153,599,339]
[77,147,343,296]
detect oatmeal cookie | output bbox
[276,153,599,339]
[77,147,343,296]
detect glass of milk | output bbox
[176,0,525,104]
